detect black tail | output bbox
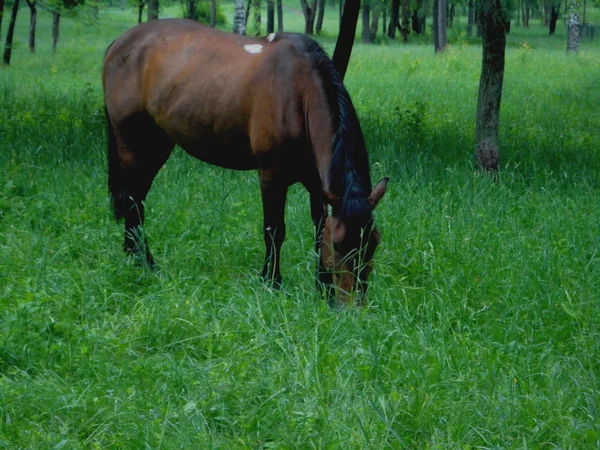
[106,108,126,220]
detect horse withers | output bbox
[102,19,388,304]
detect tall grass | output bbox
[1,5,600,448]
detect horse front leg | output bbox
[309,191,333,297]
[259,168,289,288]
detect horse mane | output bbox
[277,34,373,227]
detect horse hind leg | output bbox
[107,114,174,266]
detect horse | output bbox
[102,19,388,304]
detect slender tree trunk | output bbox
[26,0,36,53]
[549,6,559,34]
[382,7,386,35]
[234,0,246,33]
[411,0,425,34]
[300,0,317,34]
[253,0,261,35]
[448,1,454,26]
[369,3,380,39]
[52,11,60,53]
[401,0,410,42]
[187,0,196,19]
[316,0,325,34]
[147,0,158,20]
[245,0,251,25]
[433,0,447,52]
[567,0,579,52]
[333,0,360,79]
[523,0,529,27]
[516,0,520,25]
[138,1,145,23]
[276,0,283,30]
[362,1,371,43]
[467,0,474,36]
[0,0,5,38]
[267,0,274,32]
[475,0,507,172]
[2,0,19,65]
[388,0,399,37]
[210,0,216,27]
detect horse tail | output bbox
[106,107,125,221]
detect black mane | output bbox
[278,34,373,227]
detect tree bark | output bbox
[147,0,158,20]
[362,1,370,43]
[138,0,145,23]
[401,0,410,42]
[388,0,399,38]
[332,0,359,79]
[300,0,317,35]
[187,0,196,19]
[316,0,325,34]
[267,0,274,32]
[411,0,425,34]
[567,0,579,53]
[448,1,455,26]
[276,0,283,30]
[234,0,246,33]
[549,5,559,34]
[433,0,447,52]
[475,0,507,172]
[52,11,60,53]
[253,0,261,35]
[0,0,5,38]
[210,0,216,27]
[467,0,474,36]
[2,0,19,65]
[245,0,251,26]
[369,3,380,40]
[26,0,36,53]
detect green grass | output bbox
[1,5,600,448]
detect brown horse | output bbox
[102,19,387,304]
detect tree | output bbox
[388,0,399,38]
[25,0,37,53]
[332,0,360,79]
[400,0,410,42]
[253,0,261,34]
[267,0,274,32]
[0,0,4,37]
[147,0,158,20]
[300,0,317,34]
[316,0,325,34]
[52,10,60,52]
[137,0,146,23]
[2,0,19,65]
[362,0,370,42]
[276,0,283,30]
[233,0,245,33]
[433,0,447,52]
[475,0,507,171]
[467,0,474,36]
[369,0,381,40]
[549,2,559,34]
[567,0,579,52]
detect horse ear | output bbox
[368,177,389,209]
[323,188,340,206]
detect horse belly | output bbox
[179,136,258,170]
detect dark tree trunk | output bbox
[382,7,386,35]
[332,0,360,79]
[187,0,196,19]
[362,1,370,43]
[467,0,474,36]
[448,1,454,26]
[245,0,251,25]
[401,0,410,41]
[52,11,60,53]
[2,0,19,65]
[210,0,216,27]
[26,0,36,53]
[267,0,274,32]
[0,0,5,38]
[475,0,507,172]
[433,0,447,52]
[147,0,158,20]
[548,5,559,33]
[411,0,425,34]
[316,0,325,34]
[369,3,380,39]
[523,0,529,27]
[300,0,317,34]
[388,0,399,37]
[276,0,283,30]
[138,1,145,23]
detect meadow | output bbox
[1,2,600,448]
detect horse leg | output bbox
[259,168,289,287]
[309,190,334,298]
[108,116,173,266]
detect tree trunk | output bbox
[210,0,216,27]
[332,0,360,79]
[567,0,579,52]
[267,0,274,32]
[433,0,447,52]
[138,1,145,23]
[583,0,586,24]
[276,0,283,30]
[147,0,158,20]
[52,11,60,53]
[382,7,386,35]
[0,0,5,38]
[253,0,261,35]
[549,5,559,34]
[2,0,19,65]
[401,0,410,42]
[316,0,325,34]
[467,0,474,36]
[362,1,370,43]
[523,0,529,27]
[245,0,251,25]
[369,3,380,39]
[448,1,455,26]
[388,0,399,37]
[300,0,317,35]
[234,0,246,33]
[26,0,36,53]
[475,0,506,172]
[411,0,425,34]
[187,0,196,19]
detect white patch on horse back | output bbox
[244,44,263,54]
[267,33,276,42]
